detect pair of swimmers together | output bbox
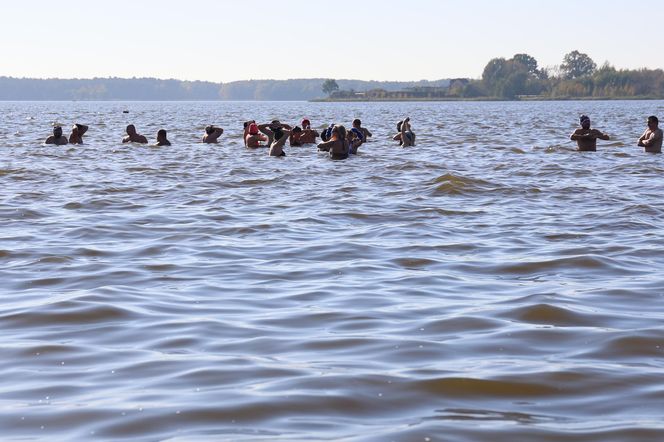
[44,124,88,145]
[570,115,662,153]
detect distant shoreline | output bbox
[312,96,664,103]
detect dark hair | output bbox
[353,119,361,126]
[53,126,62,136]
[157,129,167,138]
[397,121,403,132]
[205,125,214,134]
[273,128,284,140]
[648,115,659,124]
[292,126,302,133]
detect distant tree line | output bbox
[0,77,223,100]
[0,77,452,101]
[465,50,664,99]
[322,51,664,101]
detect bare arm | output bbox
[642,130,662,147]
[317,140,336,151]
[76,124,89,136]
[258,124,274,145]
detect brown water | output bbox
[1,100,664,441]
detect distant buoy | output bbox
[123,110,129,114]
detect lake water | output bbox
[2,100,664,441]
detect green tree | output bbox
[561,50,597,79]
[322,79,339,95]
[512,53,538,75]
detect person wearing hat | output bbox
[244,121,268,148]
[298,119,320,144]
[258,120,292,156]
[570,115,609,151]
[637,116,662,153]
[68,123,88,144]
[202,125,224,143]
[44,125,69,145]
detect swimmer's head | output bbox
[157,129,167,141]
[352,119,361,127]
[301,119,310,129]
[270,120,281,130]
[248,123,259,135]
[648,115,659,126]
[580,115,590,128]
[292,126,302,133]
[126,124,136,135]
[205,125,215,135]
[53,126,63,137]
[332,125,346,141]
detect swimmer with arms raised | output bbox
[570,115,609,151]
[298,119,319,144]
[393,117,415,147]
[203,125,224,143]
[244,121,268,148]
[68,124,88,144]
[259,120,291,156]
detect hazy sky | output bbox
[2,0,661,83]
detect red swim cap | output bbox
[248,123,259,135]
[302,119,310,127]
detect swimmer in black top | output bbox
[45,125,69,145]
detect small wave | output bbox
[504,303,597,327]
[430,173,496,195]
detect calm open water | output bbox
[1,100,664,441]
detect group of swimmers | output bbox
[42,117,415,159]
[570,115,662,153]
[43,114,662,155]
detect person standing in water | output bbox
[202,125,224,143]
[122,124,148,144]
[244,122,268,148]
[259,120,291,156]
[68,124,88,144]
[570,115,610,151]
[298,119,319,144]
[155,129,171,146]
[637,115,663,153]
[318,125,349,159]
[44,125,69,145]
[393,117,415,147]
[352,119,372,141]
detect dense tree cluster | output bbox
[466,50,664,99]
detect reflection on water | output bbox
[2,100,664,441]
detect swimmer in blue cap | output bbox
[570,115,609,151]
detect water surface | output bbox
[2,100,664,441]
